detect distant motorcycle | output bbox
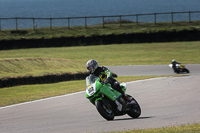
[85,75,141,120]
[169,63,190,74]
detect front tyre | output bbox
[95,100,114,120]
[127,96,141,118]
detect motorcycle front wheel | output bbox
[95,100,115,120]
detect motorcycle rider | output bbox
[171,59,180,72]
[86,59,131,102]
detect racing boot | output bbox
[125,95,132,102]
[112,80,132,102]
[120,89,132,102]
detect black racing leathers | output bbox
[90,66,125,96]
[172,61,180,72]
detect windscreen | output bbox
[86,75,98,87]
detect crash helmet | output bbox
[172,59,176,62]
[86,59,98,73]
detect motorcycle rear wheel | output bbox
[184,68,190,73]
[126,96,141,118]
[96,100,115,120]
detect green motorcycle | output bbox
[85,75,141,120]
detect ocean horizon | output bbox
[1,0,200,29]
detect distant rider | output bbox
[171,59,180,72]
[86,59,131,102]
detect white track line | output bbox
[126,77,167,84]
[0,91,85,110]
[0,77,167,110]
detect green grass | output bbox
[107,123,200,133]
[0,41,200,79]
[0,58,83,78]
[1,21,200,40]
[0,79,85,106]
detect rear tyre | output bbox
[96,100,115,120]
[175,70,180,74]
[184,68,190,73]
[126,96,141,118]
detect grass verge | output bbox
[1,21,200,40]
[107,123,200,133]
[0,58,83,79]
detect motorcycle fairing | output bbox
[86,77,121,105]
[100,84,121,102]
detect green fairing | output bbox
[95,78,102,89]
[86,77,121,105]
[85,92,90,98]
[122,86,126,92]
[100,84,121,101]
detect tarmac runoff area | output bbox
[0,64,200,133]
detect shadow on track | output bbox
[113,116,155,121]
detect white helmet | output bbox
[86,59,98,73]
[172,59,176,62]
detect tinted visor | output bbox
[87,66,93,71]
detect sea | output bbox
[0,0,200,29]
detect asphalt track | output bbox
[0,64,200,133]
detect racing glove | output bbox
[102,77,110,85]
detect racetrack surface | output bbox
[0,65,200,133]
[108,64,200,76]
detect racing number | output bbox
[88,87,94,94]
